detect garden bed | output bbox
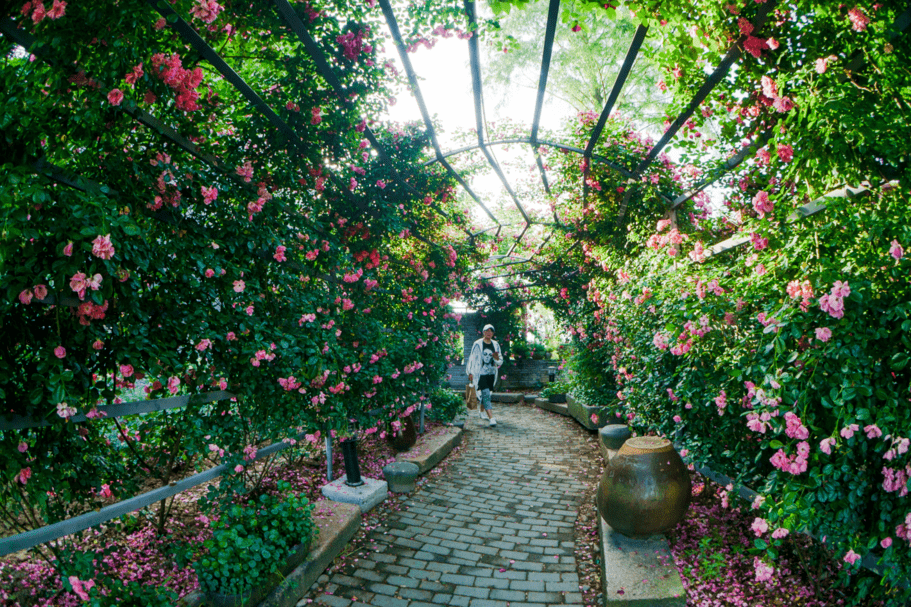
[0,423,450,606]
[668,472,888,606]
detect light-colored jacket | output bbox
[466,337,503,389]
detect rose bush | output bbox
[0,0,484,582]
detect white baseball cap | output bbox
[482,324,495,332]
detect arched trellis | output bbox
[376,0,785,281]
[7,0,907,289]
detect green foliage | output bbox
[194,482,317,596]
[427,387,464,423]
[0,0,484,576]
[483,0,668,125]
[539,380,570,398]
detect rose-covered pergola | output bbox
[1,0,910,603]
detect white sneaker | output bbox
[489,418,497,427]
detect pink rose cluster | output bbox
[91,234,115,259]
[882,465,910,497]
[150,52,205,112]
[337,27,372,61]
[770,440,810,475]
[18,284,48,305]
[757,75,795,113]
[847,7,870,31]
[751,190,774,218]
[818,280,850,319]
[21,0,66,23]
[786,279,814,312]
[189,0,224,24]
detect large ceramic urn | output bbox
[596,436,691,537]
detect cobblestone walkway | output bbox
[301,401,594,607]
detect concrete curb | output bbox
[490,392,523,403]
[599,515,687,606]
[536,398,570,417]
[395,426,463,474]
[568,394,613,430]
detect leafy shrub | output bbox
[539,381,571,398]
[195,482,317,596]
[427,388,464,423]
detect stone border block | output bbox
[320,476,387,513]
[600,515,687,606]
[568,394,612,430]
[536,399,570,417]
[490,392,523,403]
[396,426,463,474]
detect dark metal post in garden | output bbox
[325,433,333,482]
[339,438,363,486]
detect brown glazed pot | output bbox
[386,414,417,452]
[596,436,691,537]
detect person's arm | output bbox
[493,341,504,368]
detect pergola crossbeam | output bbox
[465,0,532,226]
[529,0,561,194]
[634,0,779,175]
[378,0,499,225]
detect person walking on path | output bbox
[467,323,503,426]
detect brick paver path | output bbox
[301,401,594,607]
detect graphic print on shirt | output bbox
[480,341,496,376]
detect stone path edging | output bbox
[395,426,463,474]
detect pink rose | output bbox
[120,364,134,377]
[91,234,115,259]
[881,537,893,549]
[99,484,112,498]
[890,240,904,260]
[63,241,74,256]
[840,423,860,439]
[815,327,832,342]
[18,441,28,453]
[843,549,861,565]
[233,280,245,292]
[92,339,104,350]
[47,0,66,20]
[865,424,883,439]
[68,576,96,601]
[18,289,33,305]
[751,517,769,536]
[33,284,48,299]
[17,467,32,484]
[820,437,836,454]
[107,88,124,106]
[753,558,773,582]
[54,346,66,358]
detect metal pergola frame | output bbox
[397,0,790,291]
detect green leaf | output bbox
[123,222,142,237]
[754,539,768,550]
